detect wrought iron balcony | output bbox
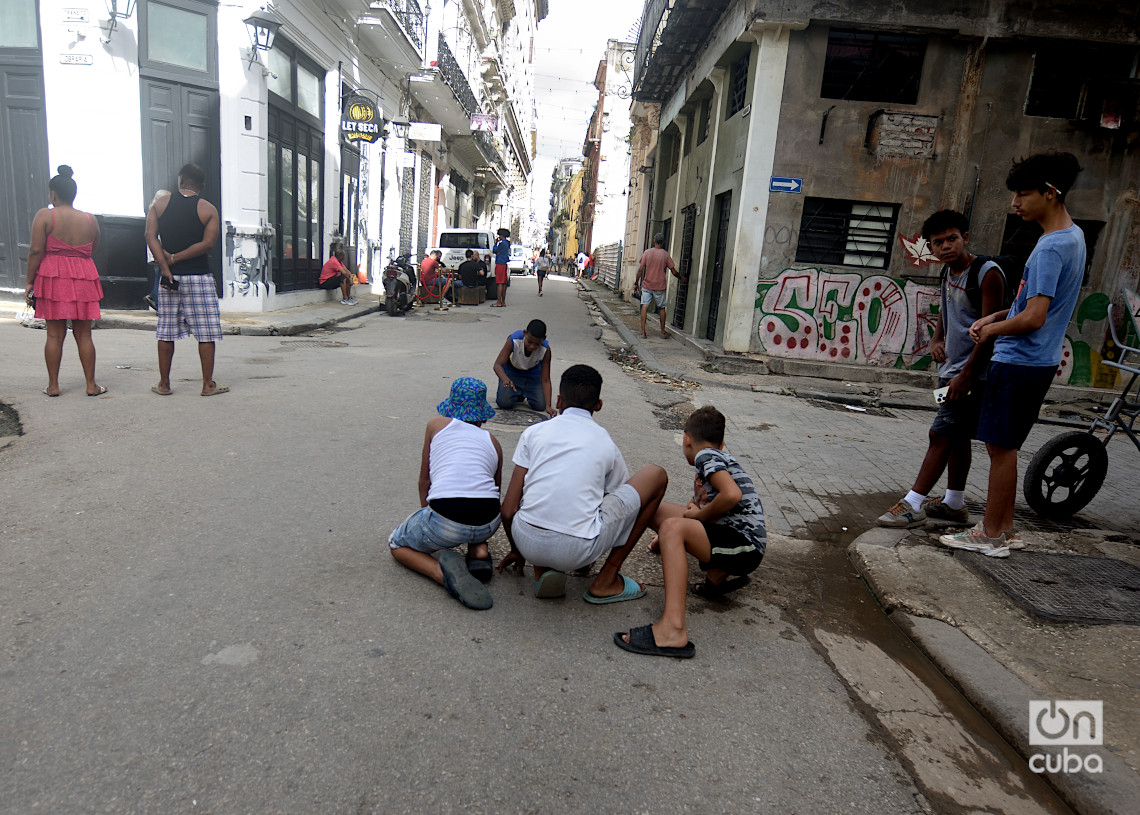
[633,0,731,102]
[474,129,507,172]
[369,0,424,50]
[436,35,479,116]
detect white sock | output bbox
[942,490,965,510]
[903,491,926,512]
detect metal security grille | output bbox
[399,155,414,257]
[795,197,898,269]
[706,192,731,341]
[821,29,926,104]
[673,205,696,328]
[417,150,431,256]
[594,241,621,289]
[727,51,750,117]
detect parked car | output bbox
[508,244,533,275]
[431,229,495,270]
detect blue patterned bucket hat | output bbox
[437,377,496,423]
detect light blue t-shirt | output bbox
[992,224,1085,367]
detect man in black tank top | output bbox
[145,162,228,396]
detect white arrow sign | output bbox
[770,176,803,193]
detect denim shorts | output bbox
[929,376,985,440]
[388,506,502,554]
[976,361,1057,451]
[511,483,641,572]
[640,288,666,308]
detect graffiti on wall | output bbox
[224,222,274,298]
[755,267,941,367]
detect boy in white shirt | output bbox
[499,364,668,602]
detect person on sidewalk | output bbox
[492,229,511,307]
[388,378,504,610]
[318,248,356,305]
[575,251,588,280]
[145,162,227,397]
[24,165,107,397]
[618,406,766,659]
[876,210,1006,529]
[456,249,488,294]
[498,364,668,604]
[419,250,451,305]
[493,319,555,417]
[534,248,552,296]
[634,233,686,339]
[941,151,1086,555]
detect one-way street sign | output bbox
[770,176,803,193]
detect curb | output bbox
[849,530,1140,815]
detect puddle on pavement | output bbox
[764,541,1074,814]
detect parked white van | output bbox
[432,229,496,270]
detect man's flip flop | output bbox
[691,575,751,600]
[201,384,230,396]
[43,388,59,397]
[151,385,172,395]
[86,386,108,396]
[614,625,695,659]
[583,573,646,604]
[533,569,567,598]
[438,550,493,610]
[465,553,494,584]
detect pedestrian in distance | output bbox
[876,210,1006,530]
[145,162,227,396]
[388,378,504,610]
[144,188,170,311]
[419,249,451,305]
[498,364,668,605]
[575,250,588,280]
[534,248,552,296]
[941,151,1086,556]
[24,165,107,397]
[621,406,767,659]
[493,319,555,416]
[317,247,356,305]
[491,228,511,306]
[634,233,686,339]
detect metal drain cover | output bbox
[960,551,1140,625]
[485,409,546,428]
[279,340,348,348]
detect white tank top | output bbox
[426,419,500,501]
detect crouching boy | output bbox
[616,406,766,659]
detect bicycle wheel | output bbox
[1023,431,1109,519]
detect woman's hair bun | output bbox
[57,165,74,178]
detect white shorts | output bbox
[512,484,641,572]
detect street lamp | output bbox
[101,0,137,38]
[389,120,410,139]
[244,8,282,69]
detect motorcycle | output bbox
[383,255,417,316]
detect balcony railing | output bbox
[633,0,730,101]
[474,129,506,172]
[370,0,425,51]
[436,35,478,116]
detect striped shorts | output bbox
[156,274,223,342]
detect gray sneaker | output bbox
[939,526,1010,557]
[923,498,970,524]
[876,500,927,528]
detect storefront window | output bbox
[297,64,322,119]
[147,1,208,72]
[267,48,291,100]
[0,0,39,48]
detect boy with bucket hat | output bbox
[388,378,504,610]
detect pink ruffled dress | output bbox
[33,211,103,321]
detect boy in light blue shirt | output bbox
[942,152,1086,554]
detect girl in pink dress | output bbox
[24,166,106,397]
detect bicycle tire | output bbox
[1023,431,1109,519]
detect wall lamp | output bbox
[389,120,410,138]
[244,8,283,69]
[101,0,137,39]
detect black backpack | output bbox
[942,255,1022,315]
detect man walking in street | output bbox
[942,151,1086,554]
[145,162,227,396]
[634,233,686,339]
[875,210,1005,528]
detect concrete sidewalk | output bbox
[582,280,1140,815]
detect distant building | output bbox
[629,0,1139,388]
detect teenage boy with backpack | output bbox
[876,209,1007,528]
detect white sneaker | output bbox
[441,298,452,306]
[939,525,1010,557]
[339,299,349,305]
[346,297,358,305]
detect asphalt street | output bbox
[0,276,1083,813]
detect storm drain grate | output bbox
[959,551,1140,625]
[963,499,1087,534]
[485,410,547,428]
[279,340,348,348]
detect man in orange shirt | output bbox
[634,233,686,338]
[420,249,451,304]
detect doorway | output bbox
[706,191,731,342]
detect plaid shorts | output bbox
[156,275,223,342]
